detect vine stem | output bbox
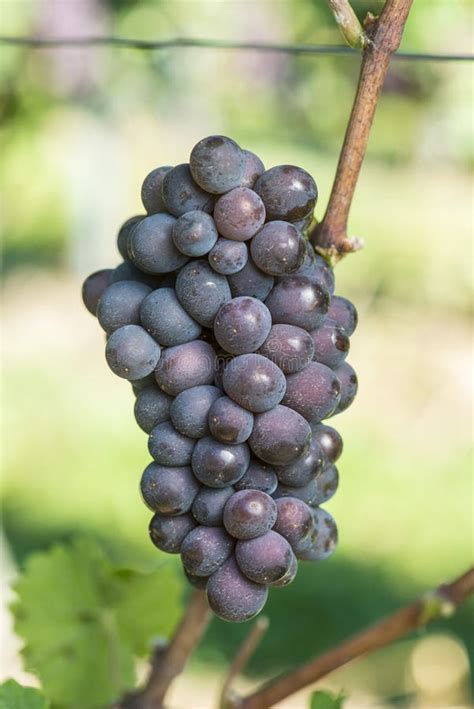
[327,0,369,49]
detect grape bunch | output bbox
[82,136,358,623]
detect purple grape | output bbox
[296,508,337,561]
[140,463,199,515]
[140,288,202,347]
[172,210,218,257]
[181,526,234,577]
[265,276,329,332]
[311,319,349,369]
[274,436,324,487]
[310,255,336,295]
[192,437,250,488]
[274,477,322,507]
[148,421,195,466]
[207,556,268,622]
[129,213,189,274]
[131,372,157,395]
[183,567,208,590]
[223,354,286,413]
[170,385,221,439]
[214,297,272,355]
[228,258,274,301]
[333,362,358,414]
[214,187,266,241]
[311,423,343,463]
[161,163,214,216]
[82,268,113,315]
[249,405,311,466]
[141,166,172,214]
[272,553,298,587]
[208,239,248,275]
[259,324,315,374]
[105,324,161,380]
[236,531,296,585]
[254,165,318,221]
[190,135,244,194]
[283,362,341,422]
[208,396,254,444]
[311,463,339,505]
[111,261,170,289]
[292,213,314,234]
[175,261,231,327]
[240,149,265,188]
[134,385,172,433]
[235,460,278,495]
[149,512,196,553]
[250,221,305,276]
[273,497,314,548]
[327,295,358,336]
[192,486,235,526]
[223,490,277,540]
[117,215,143,259]
[155,340,216,396]
[97,281,151,333]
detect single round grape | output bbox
[172,210,218,257]
[259,324,315,374]
[265,276,329,332]
[332,362,358,414]
[273,477,322,507]
[213,187,266,241]
[148,421,195,466]
[105,325,161,380]
[207,556,268,623]
[208,239,248,275]
[140,288,202,347]
[250,221,305,276]
[311,319,349,369]
[190,135,244,194]
[223,490,277,540]
[181,526,234,577]
[311,463,339,505]
[192,486,235,526]
[223,354,286,413]
[208,396,254,445]
[183,567,208,590]
[161,163,214,216]
[134,385,172,433]
[141,166,172,214]
[236,531,296,585]
[214,297,272,355]
[155,340,216,396]
[327,295,358,336]
[273,497,314,548]
[310,255,336,295]
[249,405,311,466]
[82,269,113,315]
[296,508,337,561]
[283,362,341,423]
[97,281,152,333]
[235,460,278,495]
[149,512,196,553]
[272,553,298,587]
[274,436,324,487]
[170,385,221,439]
[240,149,265,188]
[192,437,250,488]
[254,165,318,221]
[140,463,199,515]
[129,213,188,274]
[131,372,157,395]
[311,423,343,463]
[228,258,274,302]
[117,215,143,259]
[292,213,314,234]
[175,261,231,327]
[111,261,170,289]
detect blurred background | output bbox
[1,0,473,706]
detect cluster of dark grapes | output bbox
[82,136,358,623]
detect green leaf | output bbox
[11,538,183,708]
[310,689,346,709]
[0,679,49,709]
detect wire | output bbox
[0,35,472,61]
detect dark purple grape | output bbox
[310,255,335,295]
[296,508,337,561]
[184,567,208,590]
[223,354,286,413]
[140,463,199,515]
[273,497,314,548]
[155,340,216,396]
[192,437,250,488]
[254,165,317,221]
[192,486,235,526]
[311,463,339,505]
[332,362,358,414]
[208,239,248,275]
[223,490,277,539]
[311,423,343,463]
[274,477,322,507]
[82,269,113,315]
[259,324,314,374]
[236,531,296,585]
[175,261,231,328]
[240,149,265,188]
[172,210,218,257]
[327,295,358,336]
[134,385,172,433]
[161,163,214,216]
[292,213,314,234]
[131,372,157,395]
[249,405,311,466]
[207,556,268,622]
[111,261,170,289]
[117,215,144,259]
[235,460,278,495]
[274,436,324,487]
[129,213,188,274]
[148,421,195,466]
[97,281,151,333]
[149,512,196,553]
[190,136,244,194]
[213,187,266,241]
[140,288,202,347]
[228,258,274,301]
[170,385,221,439]
[208,396,254,444]
[214,297,272,355]
[181,526,234,577]
[265,276,329,332]
[283,362,341,423]
[311,319,349,369]
[105,325,161,380]
[272,553,298,587]
[250,221,305,276]
[141,166,172,214]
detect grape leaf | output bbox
[0,679,49,709]
[11,538,183,708]
[310,690,346,709]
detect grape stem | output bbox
[220,617,270,709]
[311,0,414,264]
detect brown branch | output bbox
[311,0,414,263]
[232,567,474,709]
[327,0,369,49]
[221,617,270,709]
